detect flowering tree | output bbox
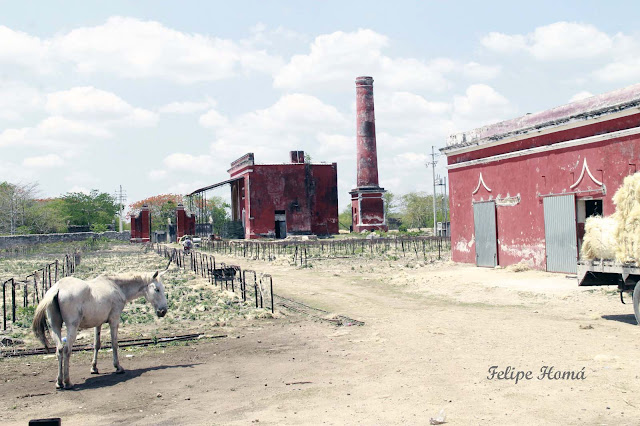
[128,194,183,231]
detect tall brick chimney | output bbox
[350,76,387,232]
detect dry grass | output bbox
[1,242,275,348]
[581,215,617,260]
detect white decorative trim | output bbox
[447,125,640,170]
[570,158,603,189]
[472,173,492,195]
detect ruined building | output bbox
[193,151,338,239]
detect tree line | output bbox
[0,181,232,236]
[338,191,449,232]
[0,182,121,235]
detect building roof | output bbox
[442,83,640,155]
[188,176,243,196]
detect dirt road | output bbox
[2,254,640,425]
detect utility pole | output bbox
[426,146,439,236]
[114,185,127,232]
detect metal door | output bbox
[473,201,497,267]
[543,194,577,273]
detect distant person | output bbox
[183,236,193,253]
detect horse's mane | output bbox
[102,272,154,288]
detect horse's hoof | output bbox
[115,368,125,374]
[62,383,73,390]
[55,383,63,390]
[90,368,99,374]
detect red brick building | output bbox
[442,83,640,273]
[195,151,338,239]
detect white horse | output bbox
[32,270,168,389]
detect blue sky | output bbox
[1,1,639,212]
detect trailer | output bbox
[578,260,640,324]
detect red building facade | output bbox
[220,151,338,239]
[442,83,640,273]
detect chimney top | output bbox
[356,76,373,86]
[290,150,305,164]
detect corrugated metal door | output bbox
[544,194,577,273]
[473,201,497,267]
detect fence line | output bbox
[2,254,78,331]
[199,236,451,266]
[151,244,275,315]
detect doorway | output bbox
[275,210,287,239]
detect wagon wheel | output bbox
[633,284,640,326]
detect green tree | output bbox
[399,192,432,229]
[338,204,352,231]
[61,190,119,228]
[189,195,230,235]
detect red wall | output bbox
[448,126,640,269]
[234,163,338,239]
[130,206,150,242]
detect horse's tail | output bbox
[32,285,60,349]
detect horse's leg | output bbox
[63,324,79,389]
[48,313,64,389]
[109,320,125,374]
[90,325,101,374]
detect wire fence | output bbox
[2,253,79,331]
[199,236,451,266]
[151,244,275,314]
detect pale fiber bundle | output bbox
[581,215,617,260]
[612,173,640,264]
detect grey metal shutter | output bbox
[473,201,497,267]
[543,194,577,273]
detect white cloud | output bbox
[481,32,528,53]
[0,128,29,147]
[453,84,512,117]
[199,109,229,128]
[462,62,501,80]
[273,29,449,92]
[482,22,615,60]
[159,99,216,114]
[593,58,640,83]
[22,154,64,169]
[569,91,594,102]
[50,16,282,83]
[166,181,208,195]
[451,84,516,131]
[37,116,111,138]
[148,169,168,180]
[0,82,44,120]
[163,153,214,173]
[0,26,49,70]
[46,86,156,124]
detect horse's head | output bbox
[146,270,168,317]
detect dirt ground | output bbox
[2,251,640,425]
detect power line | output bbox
[426,146,440,236]
[113,185,127,232]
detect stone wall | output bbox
[0,231,131,249]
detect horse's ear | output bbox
[152,271,159,280]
